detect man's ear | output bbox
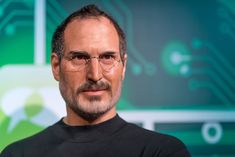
[51,53,60,81]
[121,54,127,81]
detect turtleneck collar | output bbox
[50,114,126,143]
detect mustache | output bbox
[77,80,111,93]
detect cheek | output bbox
[59,71,85,93]
[104,69,123,91]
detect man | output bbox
[0,4,190,157]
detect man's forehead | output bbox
[65,16,114,32]
[63,17,119,46]
[63,16,119,54]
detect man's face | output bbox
[51,17,126,122]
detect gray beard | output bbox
[69,96,114,122]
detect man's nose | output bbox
[86,58,102,82]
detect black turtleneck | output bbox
[0,115,190,157]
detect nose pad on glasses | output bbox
[86,58,102,82]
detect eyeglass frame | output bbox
[58,51,122,72]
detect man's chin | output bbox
[86,95,102,102]
[74,106,111,122]
[70,101,107,121]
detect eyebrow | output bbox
[68,50,119,56]
[68,51,89,56]
[100,51,118,56]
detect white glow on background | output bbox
[34,0,45,65]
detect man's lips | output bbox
[82,87,107,92]
[82,89,107,96]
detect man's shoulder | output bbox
[121,122,191,156]
[123,122,176,140]
[0,120,59,157]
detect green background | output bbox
[0,0,235,156]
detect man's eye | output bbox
[71,54,89,60]
[100,54,115,60]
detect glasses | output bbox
[60,51,121,72]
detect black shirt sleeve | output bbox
[0,146,13,157]
[0,141,23,157]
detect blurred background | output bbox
[0,0,235,156]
